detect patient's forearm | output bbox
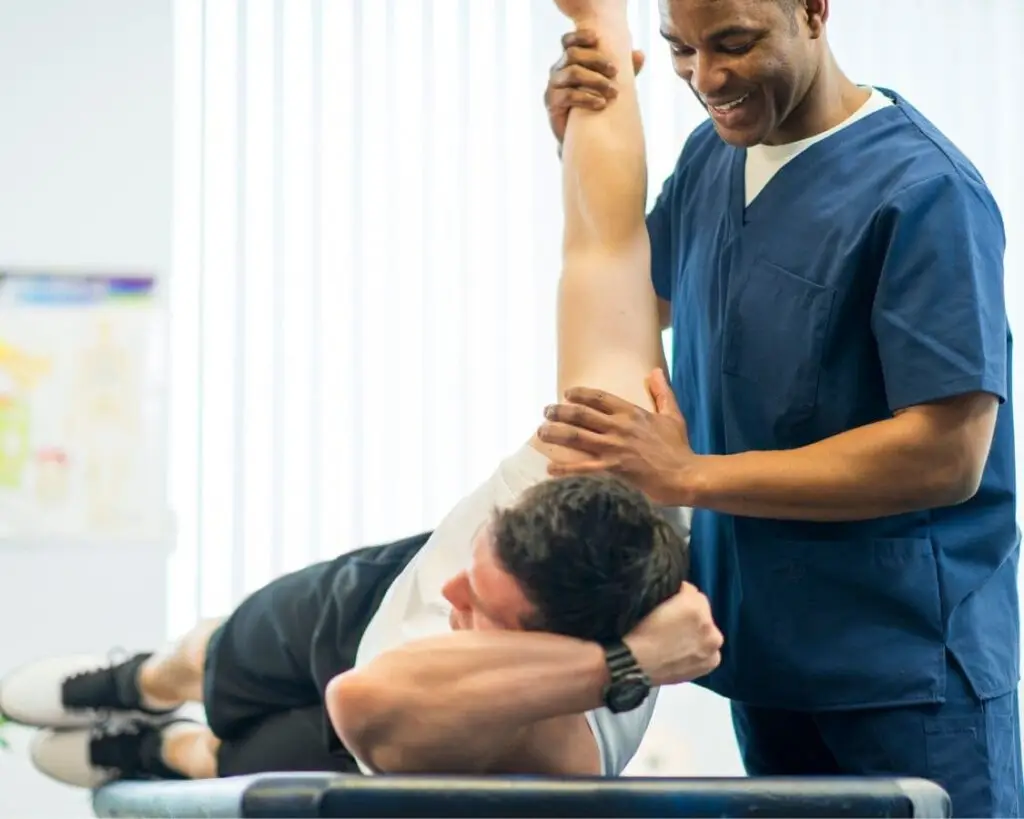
[561,5,647,253]
[326,631,607,773]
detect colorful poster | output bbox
[0,272,169,542]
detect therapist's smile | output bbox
[705,91,757,130]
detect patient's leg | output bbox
[136,617,225,707]
[556,0,661,412]
[161,723,221,778]
[167,706,366,778]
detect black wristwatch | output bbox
[601,642,651,713]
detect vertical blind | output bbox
[169,0,715,629]
[170,0,1024,773]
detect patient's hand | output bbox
[625,582,723,687]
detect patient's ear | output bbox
[803,0,829,34]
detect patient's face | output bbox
[441,524,534,632]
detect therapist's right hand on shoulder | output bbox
[544,29,646,146]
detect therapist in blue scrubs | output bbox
[538,0,1021,815]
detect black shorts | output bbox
[202,532,432,776]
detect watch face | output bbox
[607,676,649,712]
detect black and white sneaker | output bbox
[30,718,195,789]
[0,653,178,729]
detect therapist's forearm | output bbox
[326,631,608,773]
[687,413,984,521]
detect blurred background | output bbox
[0,0,1021,813]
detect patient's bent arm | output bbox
[325,629,606,774]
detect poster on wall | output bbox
[0,271,169,543]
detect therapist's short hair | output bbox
[492,474,689,644]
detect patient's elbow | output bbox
[326,672,392,771]
[325,672,420,773]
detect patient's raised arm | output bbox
[551,0,663,416]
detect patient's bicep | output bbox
[557,246,663,413]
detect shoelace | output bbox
[89,720,149,776]
[63,646,132,726]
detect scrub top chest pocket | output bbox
[721,259,836,449]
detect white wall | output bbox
[0,0,172,814]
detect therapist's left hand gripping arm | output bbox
[542,373,998,521]
[540,173,1006,520]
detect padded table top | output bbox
[92,772,951,818]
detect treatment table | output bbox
[92,772,952,817]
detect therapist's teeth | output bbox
[712,94,749,112]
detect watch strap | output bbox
[604,642,645,681]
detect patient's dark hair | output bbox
[491,474,689,645]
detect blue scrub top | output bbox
[649,88,1019,710]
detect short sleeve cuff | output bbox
[584,709,612,776]
[887,371,1006,413]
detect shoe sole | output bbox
[0,685,94,730]
[29,729,115,789]
[0,655,172,730]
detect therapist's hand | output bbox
[538,369,696,505]
[545,29,645,147]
